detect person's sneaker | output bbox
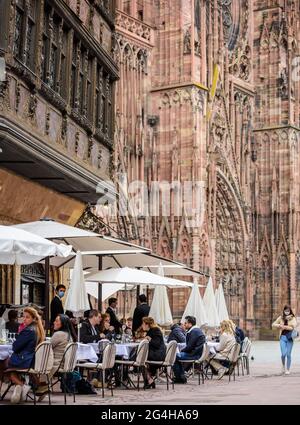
[91,378,102,388]
[282,365,286,374]
[285,370,290,375]
[10,385,23,404]
[21,384,31,402]
[217,368,227,380]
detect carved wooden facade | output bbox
[0,0,118,205]
[109,0,300,336]
[0,0,118,304]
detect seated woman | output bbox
[142,317,166,389]
[208,319,237,379]
[99,313,116,341]
[37,314,77,398]
[133,325,147,342]
[51,314,77,372]
[0,307,45,404]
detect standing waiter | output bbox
[50,284,66,327]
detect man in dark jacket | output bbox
[50,284,66,327]
[79,309,102,343]
[132,294,150,334]
[172,316,206,383]
[106,298,122,335]
[167,322,186,343]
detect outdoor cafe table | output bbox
[0,342,139,363]
[0,344,13,361]
[87,342,139,361]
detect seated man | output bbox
[172,316,206,383]
[167,322,186,344]
[79,309,101,344]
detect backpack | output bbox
[60,370,81,394]
[76,378,97,395]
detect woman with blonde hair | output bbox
[0,307,45,404]
[208,319,237,379]
[141,317,166,389]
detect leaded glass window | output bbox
[14,0,37,70]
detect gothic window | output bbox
[14,0,37,70]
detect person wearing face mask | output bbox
[50,284,66,328]
[272,305,297,375]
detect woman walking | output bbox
[272,305,297,375]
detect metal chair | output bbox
[238,338,252,375]
[77,342,116,398]
[51,342,78,405]
[194,343,211,385]
[115,340,149,391]
[146,340,177,390]
[0,341,54,405]
[205,343,241,382]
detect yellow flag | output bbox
[206,64,220,120]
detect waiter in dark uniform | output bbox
[50,284,66,327]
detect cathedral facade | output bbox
[112,0,300,336]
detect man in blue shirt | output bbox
[172,316,206,383]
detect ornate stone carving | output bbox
[0,78,10,112]
[61,114,68,145]
[75,131,80,155]
[184,27,191,54]
[40,83,67,113]
[115,11,152,43]
[70,108,93,134]
[76,205,110,236]
[160,87,204,112]
[45,111,50,135]
[28,91,37,122]
[15,81,21,113]
[279,68,288,99]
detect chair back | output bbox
[197,343,210,363]
[134,340,149,366]
[98,339,110,356]
[33,341,54,374]
[231,343,241,363]
[244,340,252,357]
[60,342,78,373]
[241,337,249,353]
[102,342,116,370]
[164,341,177,366]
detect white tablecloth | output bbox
[76,343,99,363]
[207,341,219,354]
[0,344,13,361]
[88,343,139,360]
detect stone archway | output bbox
[215,172,247,323]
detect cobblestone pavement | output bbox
[1,341,300,405]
